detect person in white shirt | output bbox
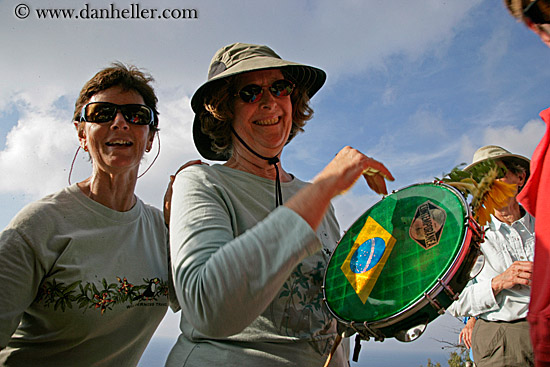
[449,145,534,366]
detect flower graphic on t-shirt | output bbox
[117,277,133,294]
[35,276,169,314]
[93,292,115,314]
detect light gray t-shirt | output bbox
[0,184,169,366]
[167,164,349,367]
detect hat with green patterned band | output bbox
[191,42,326,161]
[464,145,530,175]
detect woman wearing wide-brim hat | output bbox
[167,43,394,366]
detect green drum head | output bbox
[324,183,466,324]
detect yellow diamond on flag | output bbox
[341,216,396,304]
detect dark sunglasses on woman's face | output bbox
[79,102,155,125]
[235,79,295,103]
[524,0,550,24]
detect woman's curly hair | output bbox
[198,70,314,158]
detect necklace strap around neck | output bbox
[231,127,283,207]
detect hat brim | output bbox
[463,153,531,186]
[463,153,530,171]
[191,60,326,161]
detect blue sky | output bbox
[1,0,548,365]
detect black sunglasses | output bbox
[235,79,295,103]
[524,0,550,24]
[80,102,155,126]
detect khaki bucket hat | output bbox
[191,42,327,161]
[464,145,530,180]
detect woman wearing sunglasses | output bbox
[166,43,394,367]
[0,63,171,366]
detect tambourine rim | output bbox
[323,181,473,330]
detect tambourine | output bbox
[323,182,483,343]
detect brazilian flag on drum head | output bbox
[340,217,396,304]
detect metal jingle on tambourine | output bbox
[469,253,485,279]
[394,320,429,342]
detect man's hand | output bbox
[491,261,533,295]
[459,317,476,349]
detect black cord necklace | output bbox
[230,126,283,207]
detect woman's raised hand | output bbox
[286,147,394,231]
[313,146,394,198]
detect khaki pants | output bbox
[472,318,534,367]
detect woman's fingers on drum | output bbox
[328,147,394,195]
[361,156,394,195]
[337,147,394,178]
[346,151,394,195]
[363,158,395,182]
[363,172,389,195]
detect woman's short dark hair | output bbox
[199,70,314,157]
[73,62,159,134]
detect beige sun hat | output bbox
[191,42,326,161]
[464,145,530,179]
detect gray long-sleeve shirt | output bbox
[167,164,349,366]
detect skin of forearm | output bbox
[491,276,504,296]
[284,177,339,231]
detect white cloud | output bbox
[382,86,397,106]
[0,1,484,103]
[457,119,545,166]
[482,119,544,158]
[479,24,513,79]
[0,95,78,198]
[298,0,482,75]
